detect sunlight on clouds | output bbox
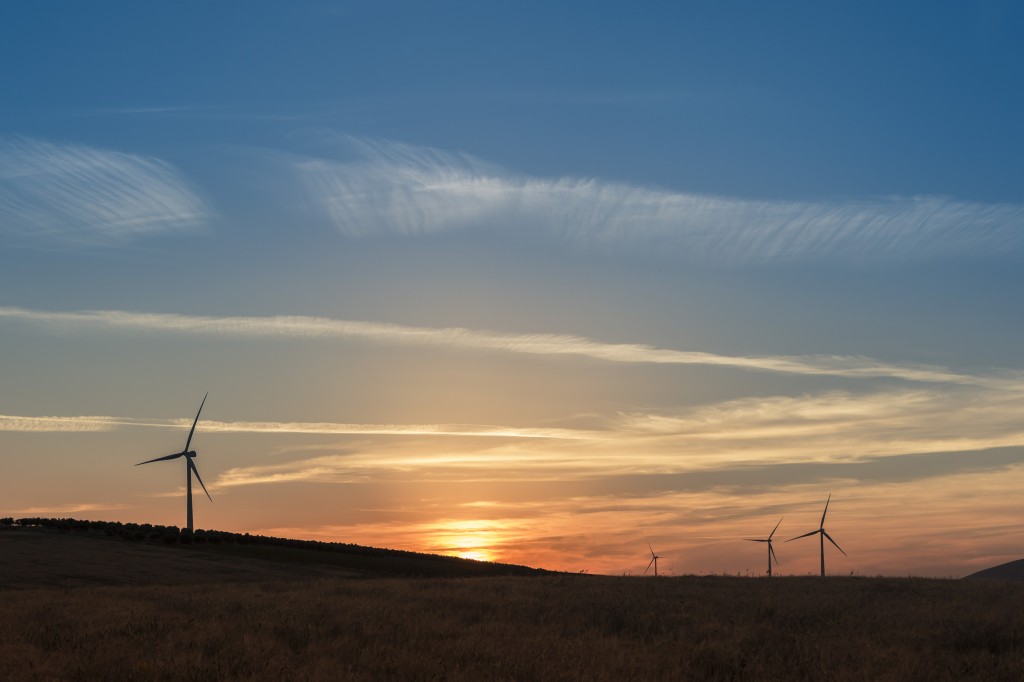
[192,420,588,440]
[215,457,372,488]
[614,388,1024,463]
[251,465,1024,577]
[183,378,1024,575]
[212,444,592,490]
[24,395,1020,489]
[12,502,132,515]
[206,386,1024,491]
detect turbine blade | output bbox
[769,517,783,540]
[823,530,846,556]
[820,492,831,528]
[647,540,657,558]
[769,542,779,565]
[786,529,820,542]
[188,457,212,502]
[644,557,655,575]
[743,539,768,542]
[184,392,208,452]
[135,452,183,466]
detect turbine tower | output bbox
[644,541,662,576]
[743,517,783,576]
[786,493,845,576]
[136,393,211,533]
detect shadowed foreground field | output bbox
[3,530,1024,680]
[5,576,1024,680]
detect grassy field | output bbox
[3,527,1024,680]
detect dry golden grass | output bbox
[2,526,1024,680]
[3,575,1024,681]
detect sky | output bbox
[1,1,1023,577]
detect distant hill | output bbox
[0,518,550,588]
[964,559,1024,580]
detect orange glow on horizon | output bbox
[237,461,1024,578]
[427,519,503,563]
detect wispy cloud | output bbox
[0,136,207,243]
[245,464,1024,576]
[212,441,591,489]
[215,457,371,488]
[9,502,131,515]
[203,383,1024,494]
[195,420,586,439]
[84,105,218,115]
[297,137,1024,264]
[1,305,1020,389]
[612,388,1024,464]
[0,415,121,432]
[0,412,586,440]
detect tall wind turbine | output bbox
[644,541,662,576]
[136,394,211,533]
[743,517,783,576]
[786,493,846,576]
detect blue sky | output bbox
[3,2,1022,197]
[1,1,1023,576]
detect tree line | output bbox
[0,517,547,575]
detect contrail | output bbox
[0,412,590,439]
[1,305,1021,389]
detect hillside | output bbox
[964,559,1024,581]
[2,563,1024,680]
[0,520,548,588]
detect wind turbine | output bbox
[644,541,662,576]
[743,517,783,576]
[786,493,846,576]
[136,394,211,533]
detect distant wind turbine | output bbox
[644,541,662,576]
[786,493,846,576]
[743,517,783,576]
[136,393,211,533]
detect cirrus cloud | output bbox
[298,137,1024,264]
[0,136,208,244]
